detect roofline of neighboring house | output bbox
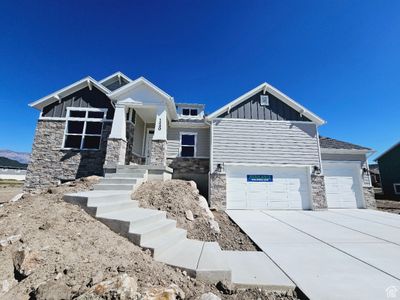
[29,77,111,110]
[206,82,326,126]
[374,141,400,161]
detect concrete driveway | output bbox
[226,209,400,300]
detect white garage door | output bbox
[226,165,311,210]
[323,161,363,208]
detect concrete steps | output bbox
[63,165,296,290]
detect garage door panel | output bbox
[226,166,311,210]
[323,162,363,209]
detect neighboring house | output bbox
[368,164,381,188]
[25,72,376,210]
[375,142,400,200]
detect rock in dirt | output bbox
[35,281,72,300]
[200,292,221,300]
[185,210,194,221]
[216,280,235,295]
[77,273,138,299]
[209,219,220,234]
[13,248,42,279]
[0,234,21,251]
[143,283,185,300]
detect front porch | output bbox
[103,100,172,180]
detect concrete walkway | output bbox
[227,209,400,300]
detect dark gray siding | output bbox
[103,77,129,91]
[42,87,115,119]
[218,91,311,122]
[377,145,400,199]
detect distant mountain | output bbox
[0,149,30,164]
[0,157,28,169]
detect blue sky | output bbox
[0,0,399,161]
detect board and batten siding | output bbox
[211,119,320,170]
[41,87,115,120]
[218,91,311,122]
[167,127,210,158]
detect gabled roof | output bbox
[319,136,372,152]
[99,71,132,84]
[207,82,326,126]
[375,141,400,161]
[29,76,111,110]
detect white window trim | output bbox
[179,132,197,158]
[394,183,400,195]
[61,107,107,151]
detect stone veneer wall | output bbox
[150,140,167,166]
[24,120,111,191]
[167,157,209,174]
[363,186,376,209]
[209,172,226,210]
[104,138,127,168]
[311,174,327,209]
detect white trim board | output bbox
[207,82,326,126]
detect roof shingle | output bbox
[319,136,371,150]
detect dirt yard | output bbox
[0,182,22,203]
[0,179,298,300]
[133,180,259,251]
[376,199,400,214]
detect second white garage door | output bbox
[226,165,311,210]
[322,161,364,208]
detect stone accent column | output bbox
[104,138,127,169]
[311,174,327,209]
[150,140,167,166]
[209,172,226,210]
[363,186,377,209]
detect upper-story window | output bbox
[63,108,107,150]
[182,108,198,116]
[180,133,197,157]
[126,108,136,124]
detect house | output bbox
[25,72,376,209]
[375,142,400,200]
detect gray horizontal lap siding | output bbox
[212,119,319,170]
[167,127,210,158]
[41,87,115,120]
[218,91,311,122]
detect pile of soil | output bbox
[133,180,259,251]
[0,178,298,300]
[376,199,400,214]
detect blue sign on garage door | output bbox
[247,175,273,182]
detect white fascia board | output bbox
[374,141,400,161]
[169,121,210,129]
[320,148,372,155]
[99,71,132,84]
[207,82,326,126]
[108,76,178,120]
[29,77,111,110]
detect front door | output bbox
[145,129,154,164]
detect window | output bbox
[180,133,196,157]
[394,184,400,195]
[126,108,136,124]
[63,108,106,150]
[181,108,198,116]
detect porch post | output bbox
[150,107,167,166]
[104,103,127,170]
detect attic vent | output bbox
[260,95,269,106]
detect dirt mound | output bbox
[133,180,258,251]
[0,178,298,300]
